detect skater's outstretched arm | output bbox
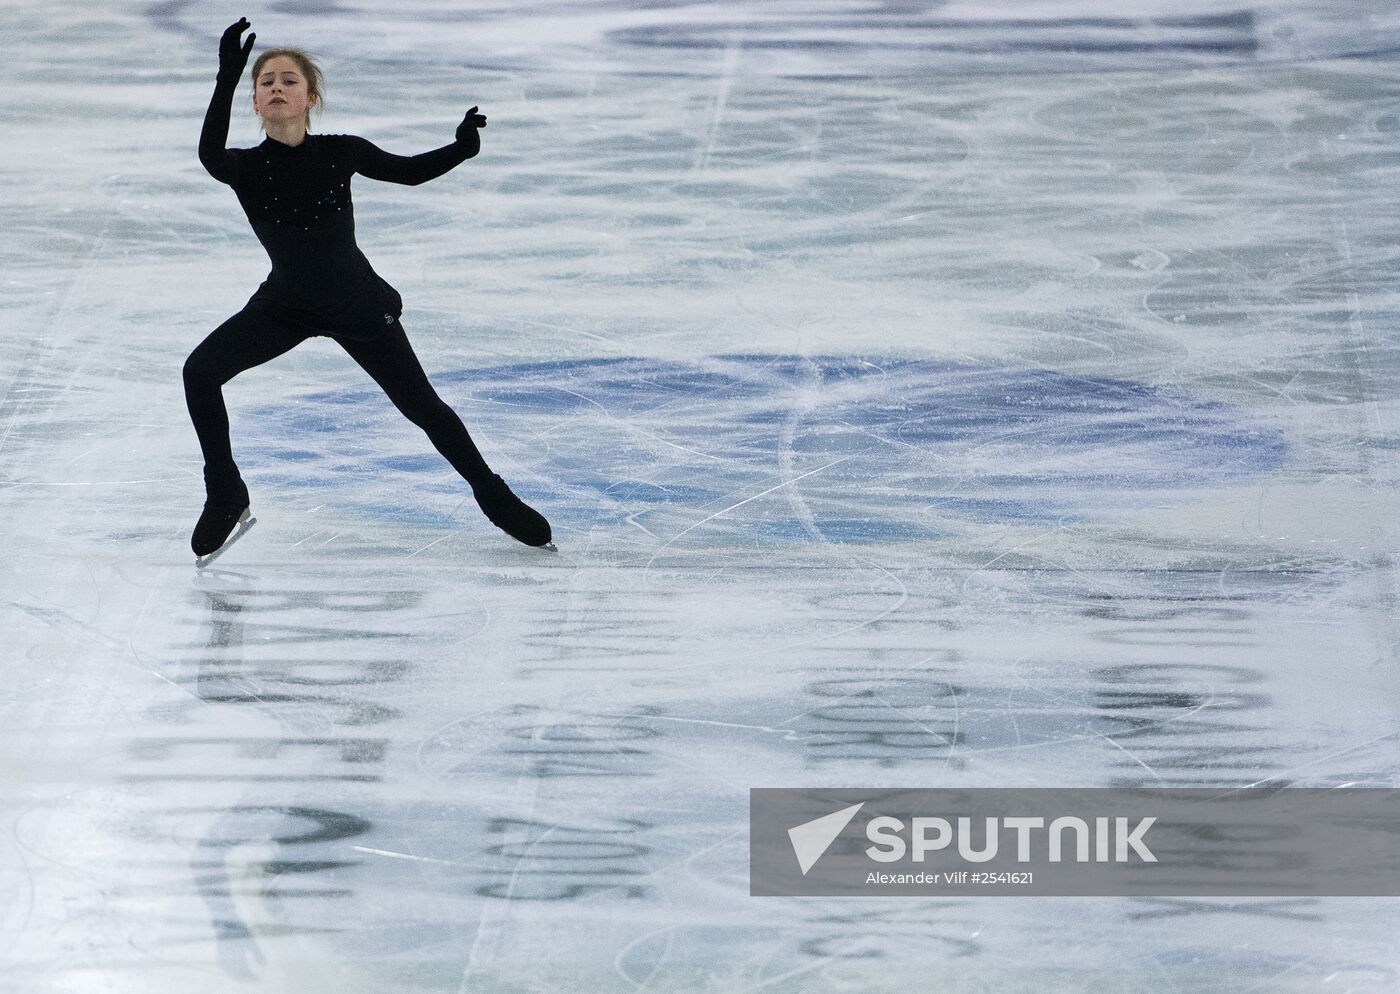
[349,107,485,186]
[199,18,256,185]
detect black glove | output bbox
[456,106,487,143]
[218,18,256,82]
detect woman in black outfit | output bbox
[184,18,551,557]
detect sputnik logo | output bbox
[788,802,864,875]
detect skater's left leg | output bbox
[336,323,551,546]
[336,322,492,485]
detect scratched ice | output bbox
[3,2,1399,993]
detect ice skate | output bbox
[191,471,252,561]
[193,507,256,567]
[472,473,553,548]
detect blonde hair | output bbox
[250,48,325,131]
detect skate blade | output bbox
[542,541,557,552]
[195,509,256,568]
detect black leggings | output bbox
[183,306,491,489]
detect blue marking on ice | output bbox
[239,355,1288,542]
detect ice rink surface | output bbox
[3,1,1400,990]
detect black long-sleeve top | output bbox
[199,72,478,337]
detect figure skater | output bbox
[184,17,551,557]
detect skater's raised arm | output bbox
[349,106,485,186]
[199,18,255,185]
[199,75,241,184]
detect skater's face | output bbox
[252,56,317,127]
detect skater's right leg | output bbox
[182,307,309,555]
[183,307,308,479]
